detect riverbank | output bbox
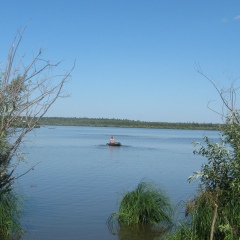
[38,117,221,130]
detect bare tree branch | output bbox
[0,29,75,193]
[196,63,239,124]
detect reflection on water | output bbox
[16,126,219,240]
[108,223,170,240]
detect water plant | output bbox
[108,181,173,239]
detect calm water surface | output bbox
[16,126,219,240]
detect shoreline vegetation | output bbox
[38,117,221,130]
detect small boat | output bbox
[107,142,122,146]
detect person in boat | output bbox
[109,136,115,144]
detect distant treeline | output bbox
[38,117,221,130]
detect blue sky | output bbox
[1,1,240,123]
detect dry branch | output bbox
[0,29,75,193]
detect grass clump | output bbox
[108,181,173,235]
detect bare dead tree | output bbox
[0,29,75,193]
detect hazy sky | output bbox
[1,1,240,123]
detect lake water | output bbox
[16,126,220,240]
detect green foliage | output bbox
[190,136,233,191]
[163,222,199,240]
[187,191,222,239]
[168,111,240,240]
[174,188,240,240]
[108,181,173,234]
[0,138,13,195]
[165,109,240,240]
[0,191,24,239]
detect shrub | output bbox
[166,111,240,240]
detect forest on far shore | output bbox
[38,117,221,130]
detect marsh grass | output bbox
[188,190,240,239]
[165,189,240,240]
[185,190,217,239]
[108,181,173,238]
[0,190,24,239]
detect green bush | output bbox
[166,111,240,240]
